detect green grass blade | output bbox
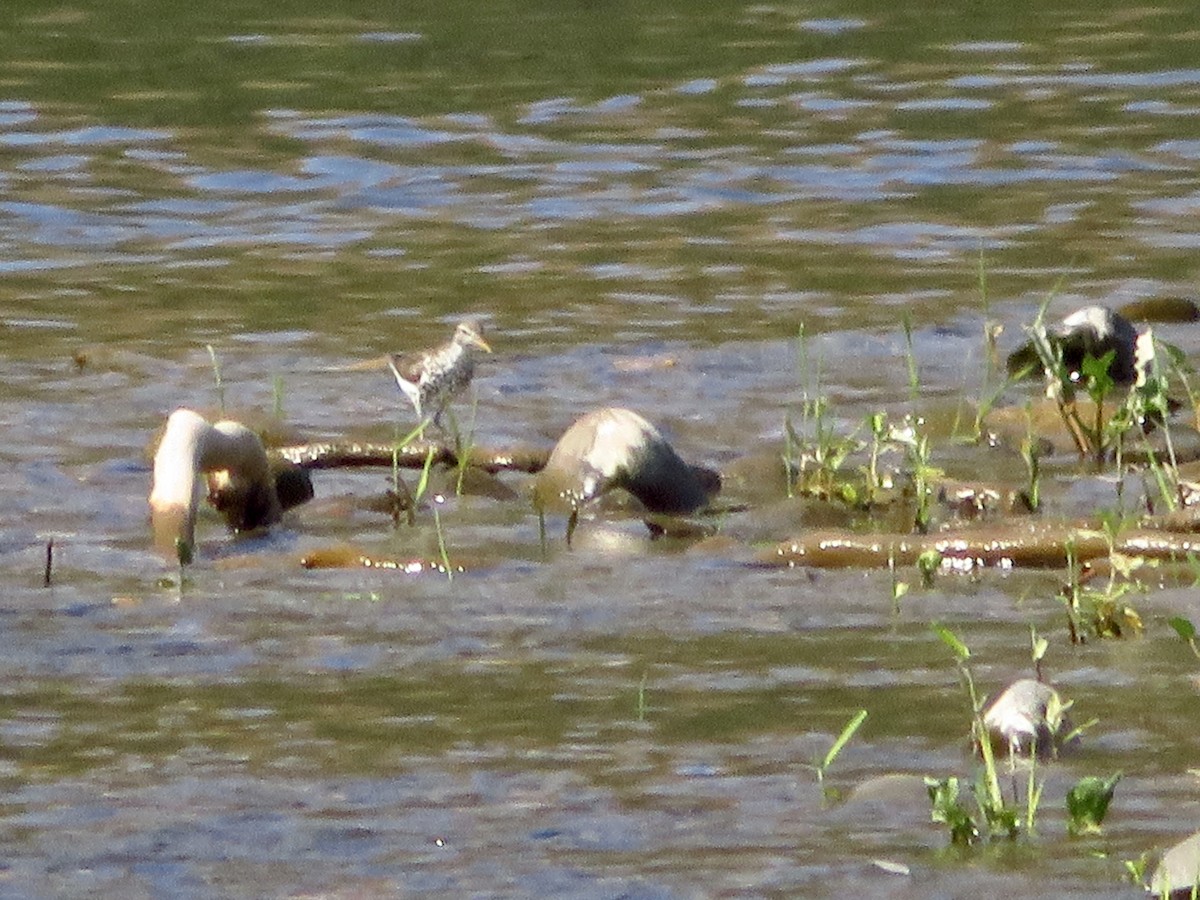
[822,708,868,771]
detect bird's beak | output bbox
[474,336,493,353]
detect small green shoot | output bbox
[864,411,888,505]
[389,424,417,527]
[272,373,285,419]
[1019,405,1042,512]
[889,551,909,612]
[414,445,436,505]
[814,708,868,803]
[917,548,942,589]
[1024,756,1044,835]
[411,446,453,580]
[902,312,920,402]
[890,416,940,533]
[432,502,453,582]
[1060,514,1145,641]
[206,343,225,417]
[783,411,797,499]
[1030,625,1049,681]
[1122,852,1152,888]
[1168,615,1200,659]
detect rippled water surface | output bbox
[2,0,1200,896]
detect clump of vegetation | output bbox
[784,323,943,532]
[928,625,1021,844]
[927,626,1119,847]
[1060,517,1146,644]
[1066,773,1121,836]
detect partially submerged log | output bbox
[763,521,1200,569]
[273,441,550,474]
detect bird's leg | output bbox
[565,505,579,548]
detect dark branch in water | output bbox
[272,441,551,474]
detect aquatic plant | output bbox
[1168,615,1200,659]
[925,627,1016,843]
[1060,515,1145,643]
[1029,626,1049,682]
[888,552,909,612]
[389,425,417,528]
[412,446,454,581]
[451,390,481,496]
[786,323,865,504]
[916,548,942,588]
[888,416,941,533]
[272,373,285,420]
[864,411,889,506]
[1066,773,1121,836]
[902,312,920,403]
[811,708,868,804]
[1019,405,1042,512]
[784,398,863,504]
[431,502,453,582]
[206,343,226,417]
[962,252,1010,443]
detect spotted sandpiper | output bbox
[388,318,492,429]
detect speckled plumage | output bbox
[388,319,491,427]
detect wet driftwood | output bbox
[762,520,1200,569]
[273,441,551,474]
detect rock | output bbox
[836,773,932,828]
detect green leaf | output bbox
[822,709,868,771]
[414,445,437,503]
[1169,615,1197,642]
[925,776,979,846]
[1081,350,1116,398]
[1030,626,1049,664]
[932,623,970,661]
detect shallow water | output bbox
[2,0,1200,895]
